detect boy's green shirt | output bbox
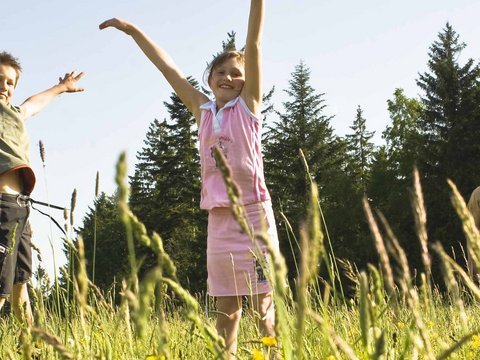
[0,102,34,193]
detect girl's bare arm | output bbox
[100,18,208,124]
[241,0,264,116]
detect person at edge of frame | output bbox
[0,51,84,327]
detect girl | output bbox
[100,1,279,357]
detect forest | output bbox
[71,23,480,299]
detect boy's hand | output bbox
[20,71,85,119]
[99,18,133,35]
[58,71,85,93]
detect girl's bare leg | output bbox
[216,296,243,359]
[250,291,275,336]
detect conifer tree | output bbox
[416,23,480,247]
[129,79,207,292]
[345,105,375,193]
[368,90,424,271]
[129,118,172,231]
[264,61,360,277]
[368,89,423,231]
[264,61,342,214]
[368,146,395,209]
[369,89,423,223]
[77,192,127,295]
[383,88,423,181]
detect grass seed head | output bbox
[38,140,46,164]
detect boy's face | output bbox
[0,64,17,104]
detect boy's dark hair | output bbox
[204,50,245,86]
[0,51,22,85]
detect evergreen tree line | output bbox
[74,23,480,297]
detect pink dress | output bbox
[199,96,279,296]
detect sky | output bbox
[3,0,480,280]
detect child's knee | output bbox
[216,297,244,325]
[12,283,29,303]
[217,297,242,316]
[252,292,274,318]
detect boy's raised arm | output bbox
[241,0,264,116]
[99,18,208,123]
[20,71,85,119]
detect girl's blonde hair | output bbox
[204,50,245,86]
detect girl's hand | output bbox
[99,18,133,35]
[58,71,85,93]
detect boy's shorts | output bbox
[0,193,32,297]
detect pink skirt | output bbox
[207,201,279,296]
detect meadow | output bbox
[2,151,480,360]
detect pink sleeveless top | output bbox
[198,96,270,210]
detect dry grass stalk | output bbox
[163,277,225,358]
[95,171,100,198]
[367,264,388,318]
[63,207,69,234]
[338,258,359,286]
[119,279,134,353]
[431,241,462,303]
[295,183,324,360]
[70,189,77,227]
[308,310,360,360]
[114,152,224,358]
[296,225,309,360]
[212,146,295,358]
[358,271,371,349]
[279,211,301,272]
[362,198,395,297]
[306,183,323,283]
[253,230,294,359]
[447,179,480,276]
[377,212,411,298]
[300,149,344,300]
[137,266,170,359]
[405,289,436,360]
[87,279,110,310]
[212,146,253,239]
[31,327,75,359]
[115,152,138,294]
[373,208,439,358]
[4,350,16,360]
[75,237,91,335]
[432,241,480,302]
[117,203,177,357]
[39,140,46,165]
[411,167,431,281]
[436,330,480,360]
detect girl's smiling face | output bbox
[209,57,245,109]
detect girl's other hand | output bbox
[99,18,133,35]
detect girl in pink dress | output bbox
[100,1,279,357]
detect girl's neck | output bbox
[215,96,238,110]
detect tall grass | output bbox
[92,170,100,284]
[3,153,480,359]
[37,140,62,318]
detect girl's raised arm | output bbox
[241,0,264,116]
[99,18,208,123]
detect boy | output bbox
[0,51,84,325]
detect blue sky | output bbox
[4,0,480,279]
